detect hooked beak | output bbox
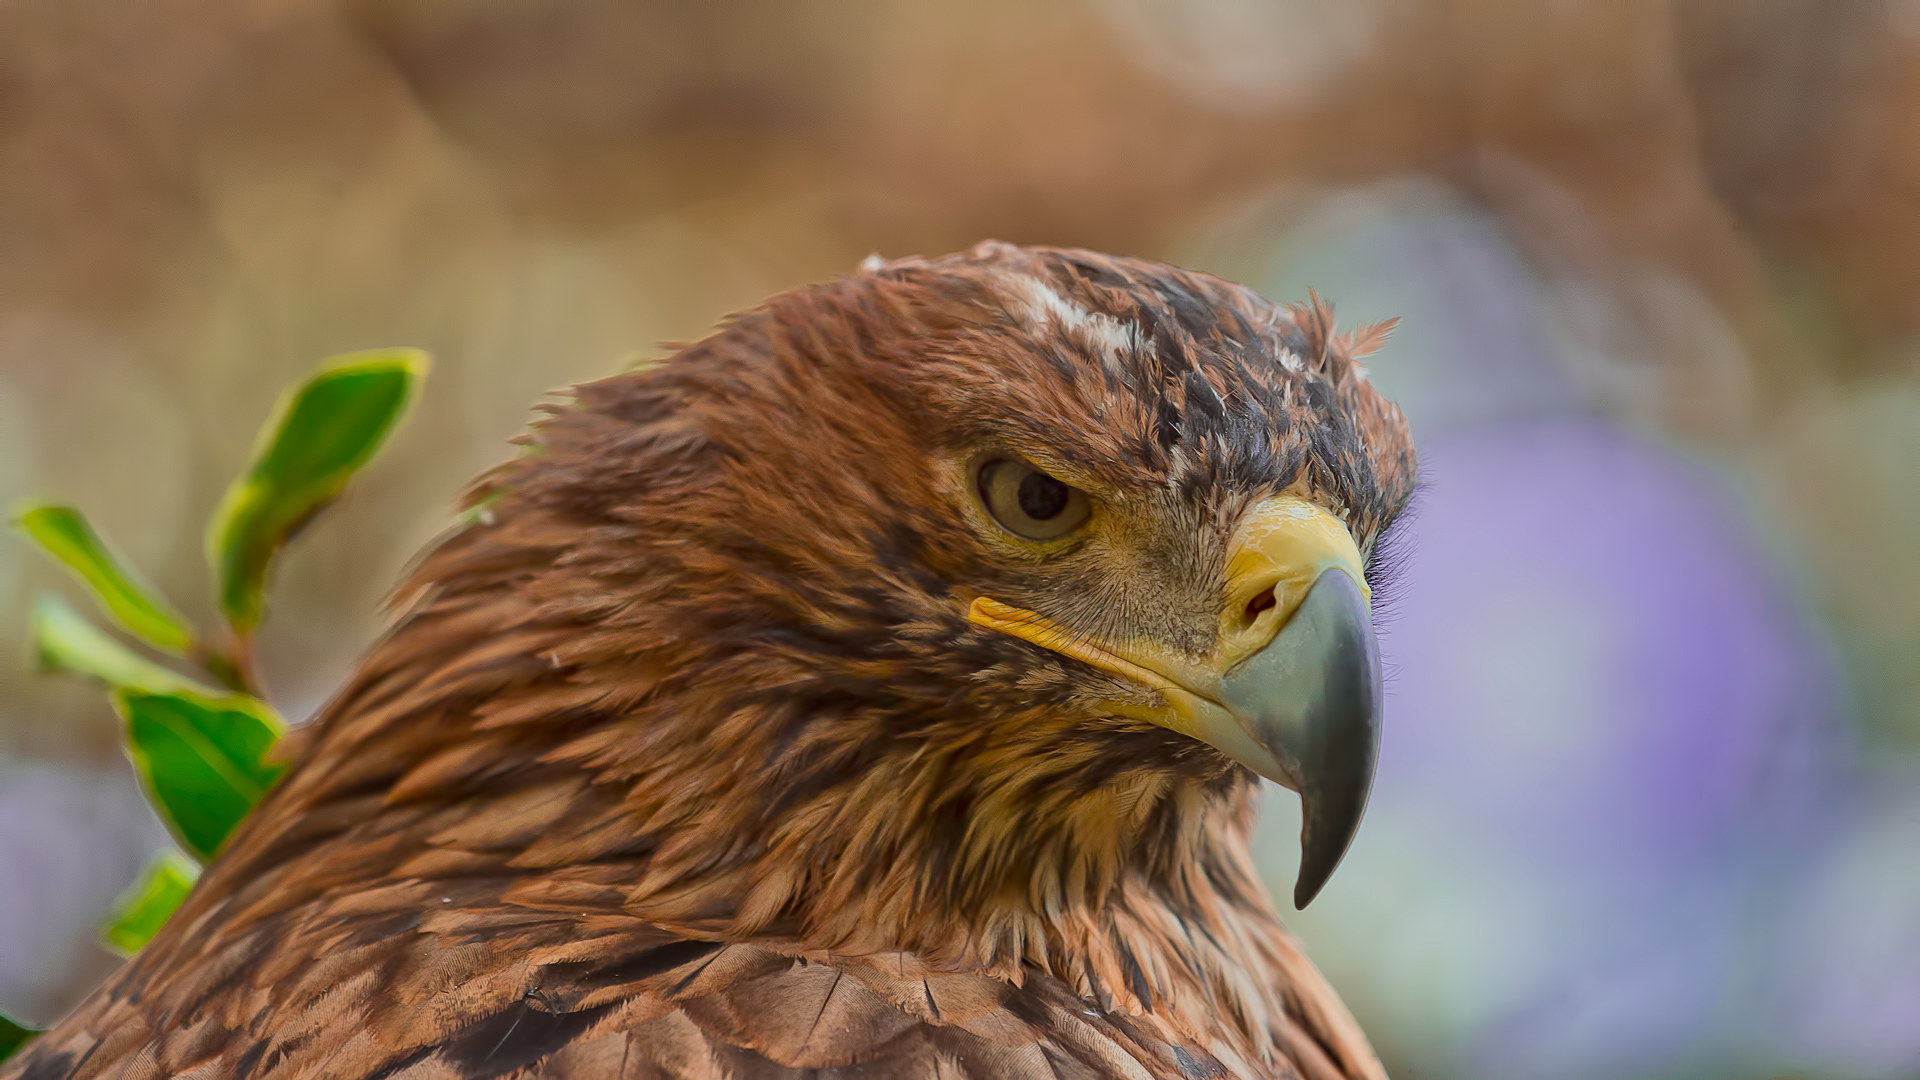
[968,495,1382,909]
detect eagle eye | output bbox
[976,457,1092,541]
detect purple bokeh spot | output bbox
[0,761,169,1022]
[1352,418,1840,1077]
[1381,421,1823,865]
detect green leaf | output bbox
[0,1013,37,1063]
[113,689,285,861]
[206,348,429,631]
[102,849,200,956]
[33,597,283,858]
[12,504,195,655]
[30,594,215,697]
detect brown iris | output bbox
[975,456,1093,541]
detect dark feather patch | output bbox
[541,938,726,994]
[1153,397,1183,452]
[1170,1045,1229,1079]
[1181,371,1226,430]
[364,1046,437,1080]
[442,996,618,1079]
[229,1040,270,1080]
[12,1049,72,1080]
[1115,939,1153,1008]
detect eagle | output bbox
[5,242,1415,1080]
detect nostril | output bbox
[1244,588,1278,624]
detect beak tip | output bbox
[1289,777,1372,911]
[1290,838,1345,910]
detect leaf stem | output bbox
[197,633,266,702]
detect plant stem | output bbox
[198,633,266,701]
[226,632,266,701]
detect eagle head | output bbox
[365,238,1410,929]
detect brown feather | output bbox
[4,243,1413,1080]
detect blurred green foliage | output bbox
[208,351,426,633]
[101,852,199,958]
[113,691,285,863]
[0,1016,32,1061]
[0,350,427,1060]
[13,507,194,656]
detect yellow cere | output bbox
[1225,495,1370,614]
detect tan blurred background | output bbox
[2,2,1919,1077]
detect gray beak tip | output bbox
[1293,791,1367,909]
[1220,568,1382,912]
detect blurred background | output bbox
[0,0,1916,1076]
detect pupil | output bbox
[1017,471,1070,520]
